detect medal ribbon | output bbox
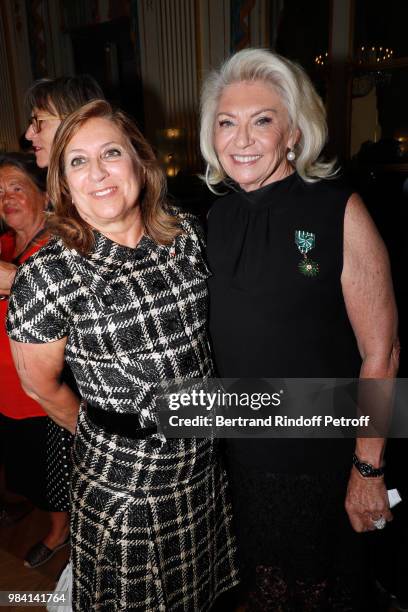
[295,230,315,255]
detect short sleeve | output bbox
[179,212,207,251]
[178,212,212,279]
[6,259,69,344]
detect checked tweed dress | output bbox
[7,214,239,611]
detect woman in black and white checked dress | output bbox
[7,100,239,611]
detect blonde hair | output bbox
[47,100,181,254]
[200,48,337,190]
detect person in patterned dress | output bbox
[7,99,239,611]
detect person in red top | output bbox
[0,153,71,567]
[0,154,48,418]
[0,76,105,570]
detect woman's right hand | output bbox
[0,261,17,295]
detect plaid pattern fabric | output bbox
[7,215,213,424]
[72,410,238,610]
[7,214,239,609]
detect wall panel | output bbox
[0,4,20,150]
[138,0,202,170]
[0,0,33,149]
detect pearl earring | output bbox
[287,148,296,162]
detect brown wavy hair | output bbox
[47,99,181,254]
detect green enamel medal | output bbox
[295,230,319,277]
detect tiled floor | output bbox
[0,508,70,612]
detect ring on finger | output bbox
[372,516,386,529]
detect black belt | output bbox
[86,404,158,440]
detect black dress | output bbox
[207,173,370,611]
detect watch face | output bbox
[360,463,372,476]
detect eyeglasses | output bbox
[28,114,58,134]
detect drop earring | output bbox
[287,148,296,162]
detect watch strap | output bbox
[352,453,385,478]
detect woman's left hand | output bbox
[345,466,392,532]
[342,193,399,533]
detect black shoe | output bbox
[24,537,70,569]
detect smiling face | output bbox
[214,80,298,191]
[64,117,142,234]
[0,166,46,233]
[25,106,62,168]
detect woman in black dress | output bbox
[200,48,399,610]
